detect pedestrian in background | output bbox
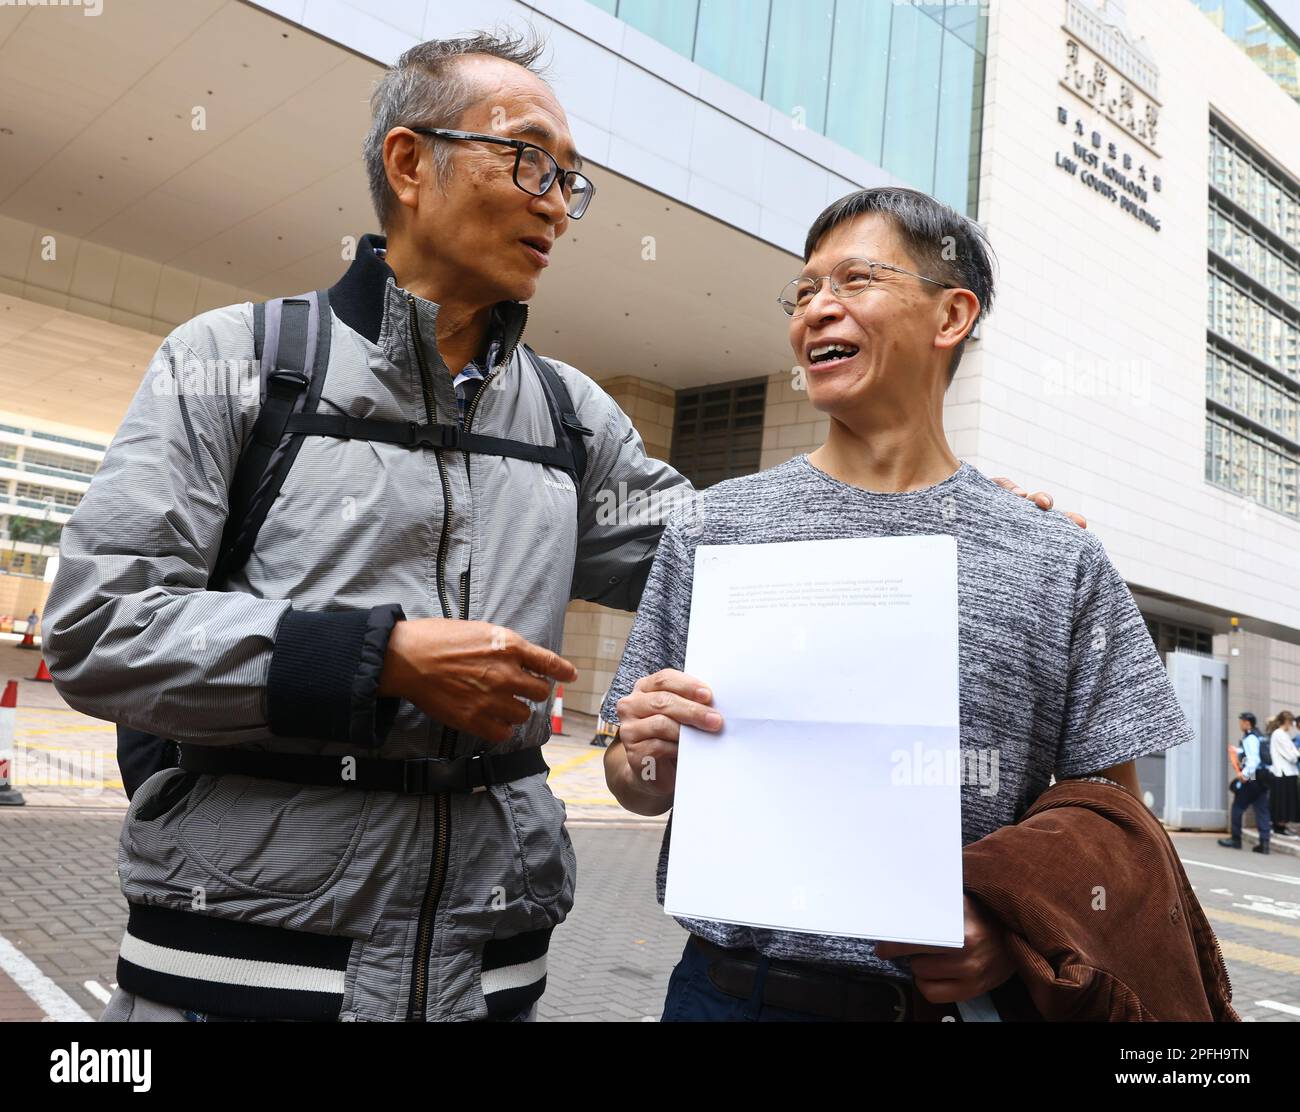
[1267,711,1298,836]
[1220,712,1273,854]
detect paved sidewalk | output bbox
[0,807,680,1021]
[545,712,664,826]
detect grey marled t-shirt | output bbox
[602,454,1193,980]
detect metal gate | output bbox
[1159,651,1229,830]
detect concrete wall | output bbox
[1217,630,1300,726]
[0,576,50,626]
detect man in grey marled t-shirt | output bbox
[602,454,1191,980]
[601,186,1193,1022]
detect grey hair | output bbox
[363,30,548,229]
[803,187,997,381]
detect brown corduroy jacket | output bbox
[914,778,1238,1022]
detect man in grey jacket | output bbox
[42,32,689,1023]
[43,32,1071,1023]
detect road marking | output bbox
[10,779,125,790]
[547,749,604,778]
[1209,907,1300,939]
[564,819,665,829]
[1217,939,1300,976]
[1211,888,1235,896]
[1230,901,1300,921]
[1182,859,1300,886]
[13,707,84,715]
[0,934,92,1021]
[83,979,112,1005]
[1257,999,1300,1017]
[16,740,116,752]
[18,725,115,736]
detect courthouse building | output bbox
[1,0,1298,821]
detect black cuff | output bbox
[268,604,405,746]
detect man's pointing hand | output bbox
[379,619,577,743]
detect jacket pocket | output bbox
[128,766,201,825]
[503,774,574,906]
[177,775,371,900]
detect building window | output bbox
[1206,115,1300,520]
[670,378,767,489]
[695,0,768,97]
[763,0,835,134]
[12,481,82,509]
[0,549,51,578]
[617,0,698,57]
[20,447,98,476]
[589,0,987,215]
[1144,617,1215,658]
[0,422,107,453]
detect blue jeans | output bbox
[661,938,847,1022]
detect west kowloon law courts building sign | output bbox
[1055,0,1165,232]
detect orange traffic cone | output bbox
[33,658,53,683]
[17,625,36,650]
[550,685,564,735]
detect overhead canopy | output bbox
[0,0,796,433]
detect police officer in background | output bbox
[1220,711,1273,855]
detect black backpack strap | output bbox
[523,344,591,488]
[120,290,332,799]
[210,289,332,588]
[281,341,594,484]
[282,413,579,473]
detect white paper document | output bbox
[664,534,964,946]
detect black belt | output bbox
[178,745,547,794]
[690,935,912,1022]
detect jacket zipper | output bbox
[403,298,525,1020]
[457,310,525,615]
[405,296,454,1021]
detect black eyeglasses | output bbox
[408,127,595,219]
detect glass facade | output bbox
[1209,207,1300,304]
[588,0,987,214]
[1206,116,1300,520]
[1193,0,1300,102]
[695,0,769,97]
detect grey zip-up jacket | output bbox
[41,235,690,1021]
